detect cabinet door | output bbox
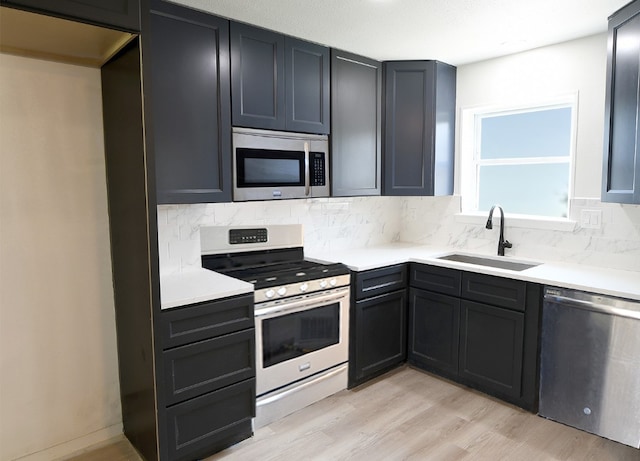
[459,300,524,399]
[331,50,382,196]
[1,0,140,31]
[230,22,285,130]
[164,379,255,461]
[285,37,330,134]
[148,1,232,204]
[409,288,460,375]
[602,0,640,204]
[383,61,455,196]
[352,289,407,386]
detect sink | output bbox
[436,253,541,272]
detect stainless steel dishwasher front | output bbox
[539,287,640,448]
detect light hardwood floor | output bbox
[67,367,639,461]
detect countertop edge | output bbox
[306,244,640,301]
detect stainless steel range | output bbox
[201,225,350,428]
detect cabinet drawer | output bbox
[354,264,407,300]
[409,263,461,296]
[163,329,255,406]
[462,273,526,311]
[165,378,255,461]
[160,294,254,349]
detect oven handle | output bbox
[256,363,348,407]
[255,287,349,319]
[304,141,310,196]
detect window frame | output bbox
[459,94,578,221]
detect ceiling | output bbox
[174,0,629,65]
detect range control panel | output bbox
[229,228,268,245]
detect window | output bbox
[461,98,576,219]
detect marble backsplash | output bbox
[157,195,640,275]
[157,197,402,275]
[401,196,640,272]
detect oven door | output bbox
[254,287,349,396]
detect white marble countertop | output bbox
[160,268,254,310]
[306,243,640,301]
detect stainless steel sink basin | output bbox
[436,253,541,271]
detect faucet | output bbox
[486,205,512,256]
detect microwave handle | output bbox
[304,141,310,196]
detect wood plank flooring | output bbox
[66,367,639,461]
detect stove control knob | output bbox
[265,289,275,299]
[329,278,337,287]
[319,280,328,289]
[300,283,309,292]
[277,287,287,296]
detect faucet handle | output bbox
[504,240,513,249]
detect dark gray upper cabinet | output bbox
[230,23,285,131]
[147,0,232,204]
[383,60,456,196]
[602,0,640,204]
[331,50,382,196]
[284,37,330,133]
[230,22,330,134]
[0,0,140,32]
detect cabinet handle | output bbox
[304,141,310,196]
[545,294,640,320]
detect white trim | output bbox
[454,211,577,232]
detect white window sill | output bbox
[454,212,577,232]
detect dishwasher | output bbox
[539,287,640,448]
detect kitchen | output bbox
[1,1,639,461]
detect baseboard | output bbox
[11,423,123,461]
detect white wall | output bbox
[401,34,640,272]
[0,54,121,461]
[455,33,609,198]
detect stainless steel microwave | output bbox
[232,127,330,201]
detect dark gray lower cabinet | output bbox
[408,263,541,411]
[158,294,255,461]
[352,290,407,386]
[350,264,408,387]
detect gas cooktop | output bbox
[200,225,350,303]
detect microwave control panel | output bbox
[310,152,326,186]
